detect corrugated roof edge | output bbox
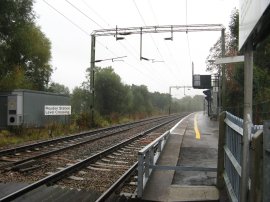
[12,89,70,97]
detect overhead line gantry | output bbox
[89,24,225,126]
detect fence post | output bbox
[263,121,270,202]
[150,147,154,166]
[217,111,226,189]
[158,141,162,152]
[250,130,263,202]
[145,151,150,178]
[137,153,144,198]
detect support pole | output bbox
[240,39,253,202]
[90,35,96,127]
[169,87,171,115]
[221,28,226,113]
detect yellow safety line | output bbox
[194,113,201,139]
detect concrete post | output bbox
[240,39,253,202]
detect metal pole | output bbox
[169,87,171,115]
[221,28,225,113]
[240,39,253,202]
[90,35,96,127]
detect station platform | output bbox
[142,112,220,202]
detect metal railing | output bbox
[217,112,263,202]
[137,130,170,198]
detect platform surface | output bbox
[142,112,219,202]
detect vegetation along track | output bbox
[0,114,185,201]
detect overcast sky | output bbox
[34,0,238,98]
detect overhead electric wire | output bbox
[186,0,188,26]
[80,0,110,27]
[42,0,90,37]
[133,0,148,26]
[185,0,192,64]
[118,41,167,83]
[42,0,120,61]
[62,0,167,85]
[43,0,168,87]
[79,0,165,82]
[79,0,162,82]
[145,0,180,83]
[148,0,159,26]
[132,0,164,59]
[64,0,103,29]
[133,0,181,84]
[42,0,121,59]
[186,34,192,64]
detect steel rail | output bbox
[95,162,138,202]
[0,116,182,202]
[1,125,136,171]
[0,115,169,156]
[1,116,177,170]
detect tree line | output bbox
[0,0,204,129]
[206,8,270,124]
[71,67,204,127]
[0,0,70,94]
[0,0,52,91]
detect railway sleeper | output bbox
[68,175,84,181]
[19,164,44,172]
[114,160,129,164]
[92,162,128,169]
[5,159,36,171]
[87,165,111,171]
[0,156,20,162]
[107,155,128,159]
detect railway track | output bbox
[0,114,185,201]
[0,115,172,171]
[0,115,169,156]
